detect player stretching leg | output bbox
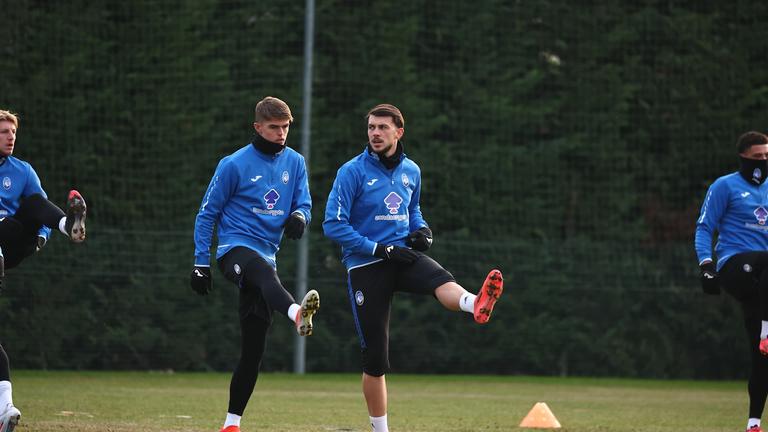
[0,109,88,432]
[190,97,319,432]
[696,131,768,432]
[323,104,504,432]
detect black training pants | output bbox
[217,247,297,415]
[719,252,768,419]
[0,193,65,269]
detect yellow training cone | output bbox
[519,402,562,429]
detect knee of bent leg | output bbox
[243,257,279,288]
[19,194,46,207]
[362,347,389,377]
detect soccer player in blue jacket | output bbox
[0,109,87,432]
[695,131,768,432]
[190,97,319,432]
[323,104,504,432]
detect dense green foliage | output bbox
[0,1,767,378]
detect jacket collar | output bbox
[365,141,404,169]
[251,133,286,156]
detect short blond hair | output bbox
[254,97,293,123]
[0,110,19,128]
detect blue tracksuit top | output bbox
[323,148,427,271]
[193,143,312,269]
[0,156,52,240]
[695,172,768,270]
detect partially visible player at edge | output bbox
[190,97,319,432]
[695,131,768,432]
[323,103,504,432]
[0,109,87,432]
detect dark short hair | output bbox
[366,104,404,128]
[737,131,768,154]
[255,97,293,123]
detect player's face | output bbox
[0,121,16,157]
[742,144,768,160]
[254,119,290,145]
[368,115,403,157]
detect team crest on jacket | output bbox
[282,170,289,184]
[2,177,10,190]
[264,189,280,209]
[401,173,409,187]
[355,290,364,306]
[755,207,768,225]
[384,192,403,214]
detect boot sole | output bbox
[2,412,20,432]
[67,197,86,243]
[474,270,504,324]
[298,290,320,336]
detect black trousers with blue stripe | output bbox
[347,253,455,376]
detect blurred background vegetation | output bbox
[0,0,767,378]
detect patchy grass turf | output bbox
[10,370,747,431]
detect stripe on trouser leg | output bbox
[347,274,367,349]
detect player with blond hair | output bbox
[0,109,88,432]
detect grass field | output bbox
[10,370,747,431]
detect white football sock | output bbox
[370,414,388,432]
[224,412,241,428]
[459,292,476,314]
[58,217,67,236]
[0,381,12,408]
[288,304,301,323]
[748,418,761,429]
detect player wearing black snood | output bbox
[695,131,768,432]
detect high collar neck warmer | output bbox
[252,134,285,155]
[368,141,404,169]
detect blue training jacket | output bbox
[323,147,427,271]
[193,143,311,269]
[0,156,52,240]
[695,172,768,270]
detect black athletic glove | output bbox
[35,235,47,253]
[374,244,419,264]
[699,262,720,295]
[283,213,306,240]
[405,227,433,252]
[190,265,212,296]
